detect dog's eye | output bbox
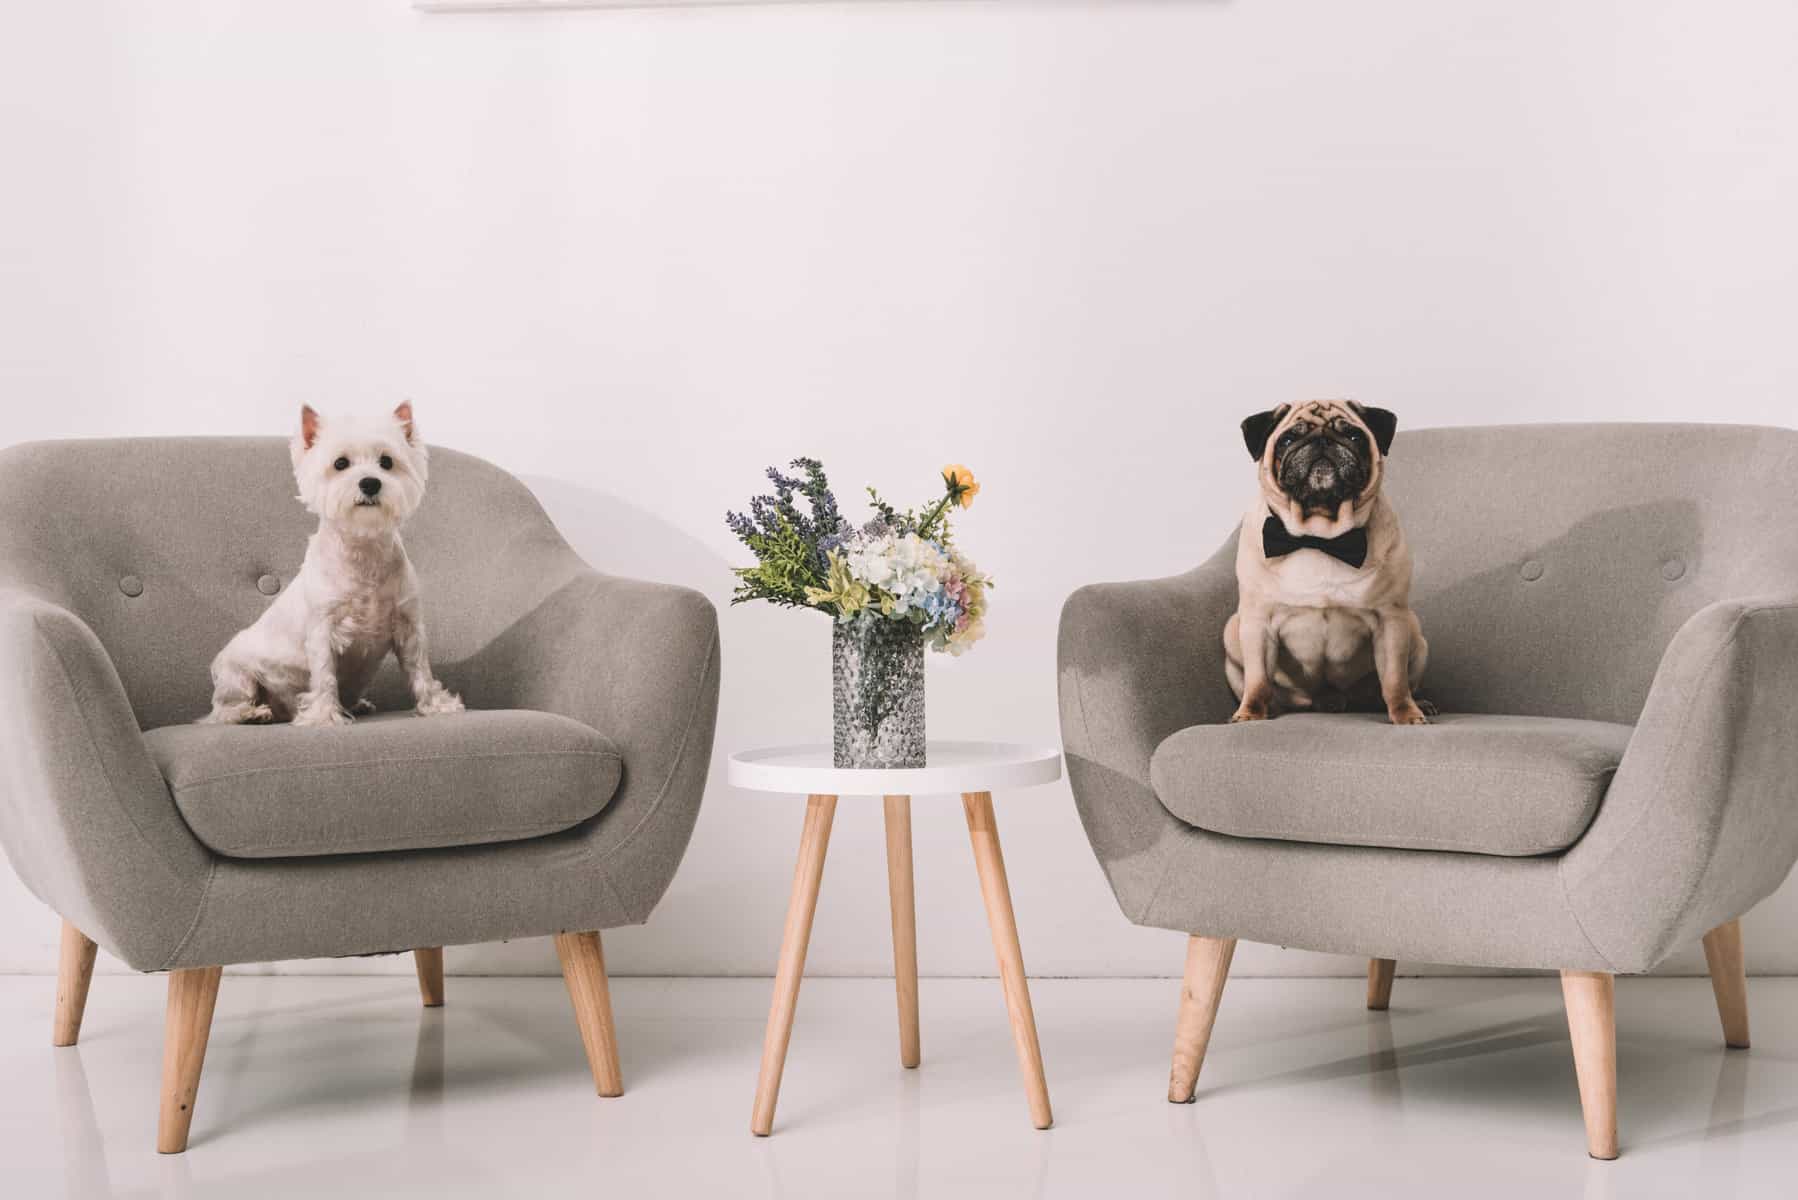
[332,456,350,471]
[378,455,394,471]
[1274,432,1299,454]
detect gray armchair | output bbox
[0,437,720,1152]
[1059,422,1798,1159]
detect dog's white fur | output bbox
[200,403,464,727]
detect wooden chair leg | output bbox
[555,931,623,1097]
[1560,969,1618,1160]
[53,921,99,1047]
[1701,919,1749,1049]
[884,794,921,1070]
[1366,958,1396,1011]
[157,966,223,1154]
[414,947,445,1008]
[1169,934,1236,1103]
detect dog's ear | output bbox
[299,405,320,450]
[393,401,416,444]
[1241,406,1288,461]
[1349,403,1398,455]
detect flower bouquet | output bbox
[727,459,991,768]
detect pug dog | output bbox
[1222,399,1432,725]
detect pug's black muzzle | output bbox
[1278,435,1369,510]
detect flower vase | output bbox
[832,617,926,768]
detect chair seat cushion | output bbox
[1150,713,1632,857]
[145,710,621,859]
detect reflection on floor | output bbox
[2,976,1794,1199]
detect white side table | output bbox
[729,741,1063,1136]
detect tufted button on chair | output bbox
[1059,423,1798,1159]
[0,438,720,1152]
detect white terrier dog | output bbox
[201,403,465,727]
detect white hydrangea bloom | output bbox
[846,533,947,615]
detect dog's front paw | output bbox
[294,699,354,728]
[199,702,275,725]
[351,698,378,716]
[415,685,465,717]
[1388,703,1431,726]
[1229,704,1271,723]
[1415,698,1439,718]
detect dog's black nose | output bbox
[359,477,382,497]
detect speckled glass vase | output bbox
[832,618,926,769]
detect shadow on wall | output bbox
[515,474,839,731]
[520,474,732,597]
[517,468,821,723]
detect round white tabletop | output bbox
[729,740,1062,798]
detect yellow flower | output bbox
[942,464,980,509]
[804,551,870,618]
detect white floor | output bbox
[1,975,1793,1199]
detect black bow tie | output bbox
[1261,514,1369,568]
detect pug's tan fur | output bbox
[1223,399,1431,725]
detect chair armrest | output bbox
[1057,542,1241,922]
[471,570,720,921]
[0,589,212,970]
[1562,593,1798,972]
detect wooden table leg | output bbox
[885,794,921,1070]
[962,791,1053,1130]
[752,793,837,1136]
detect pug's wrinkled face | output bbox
[1241,400,1397,533]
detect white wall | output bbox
[3,1,1796,979]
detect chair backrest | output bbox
[1372,423,1798,723]
[0,437,584,730]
